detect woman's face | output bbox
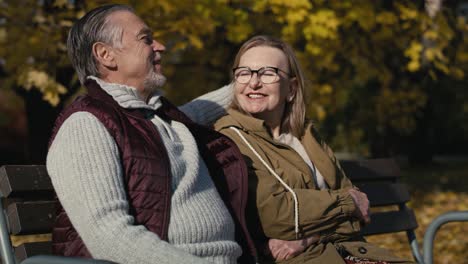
[234,46,294,127]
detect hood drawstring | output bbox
[229,127,300,239]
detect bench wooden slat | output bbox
[0,165,54,198]
[341,159,401,182]
[356,183,410,206]
[7,201,56,235]
[14,241,52,262]
[362,208,418,236]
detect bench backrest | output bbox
[340,158,419,238]
[0,165,55,263]
[340,158,423,262]
[0,160,418,262]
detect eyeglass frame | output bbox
[232,66,292,84]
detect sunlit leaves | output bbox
[17,69,66,106]
[376,88,427,135]
[1,0,466,156]
[405,41,423,72]
[225,10,252,43]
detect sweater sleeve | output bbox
[178,83,233,126]
[46,112,210,264]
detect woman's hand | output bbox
[348,188,371,224]
[267,235,319,261]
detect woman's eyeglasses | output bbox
[233,66,291,84]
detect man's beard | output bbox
[143,69,166,95]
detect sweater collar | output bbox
[87,76,163,111]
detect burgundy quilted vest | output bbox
[48,79,257,263]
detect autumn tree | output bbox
[0,0,466,164]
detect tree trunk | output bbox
[18,88,63,164]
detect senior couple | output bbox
[47,4,412,264]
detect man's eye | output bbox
[142,36,153,44]
[238,71,251,76]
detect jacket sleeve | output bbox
[178,83,233,125]
[47,112,210,264]
[252,168,359,241]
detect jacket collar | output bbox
[221,109,274,139]
[219,109,340,189]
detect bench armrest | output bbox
[21,255,117,264]
[423,211,468,264]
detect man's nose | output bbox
[152,40,166,52]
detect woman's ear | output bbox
[287,77,298,102]
[92,42,117,68]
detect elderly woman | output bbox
[214,36,411,264]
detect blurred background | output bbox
[0,0,467,263]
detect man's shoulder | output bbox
[66,94,115,113]
[52,95,120,137]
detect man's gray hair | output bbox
[67,4,134,84]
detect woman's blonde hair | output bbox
[231,35,306,138]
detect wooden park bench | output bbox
[0,160,466,264]
[0,165,115,264]
[340,158,468,264]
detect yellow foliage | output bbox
[304,10,340,40]
[0,0,466,118]
[311,104,326,121]
[376,12,398,25]
[59,20,74,27]
[434,61,450,74]
[423,29,439,41]
[405,41,423,72]
[76,10,86,19]
[376,87,428,135]
[396,3,419,20]
[407,61,420,72]
[33,14,47,24]
[53,0,68,8]
[305,42,322,55]
[226,9,252,43]
[226,23,253,43]
[285,9,309,25]
[450,67,465,79]
[17,69,67,106]
[318,84,333,95]
[28,36,40,45]
[424,48,436,61]
[187,35,203,50]
[0,28,6,43]
[270,0,312,8]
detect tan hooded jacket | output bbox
[215,109,412,264]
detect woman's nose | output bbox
[249,73,261,89]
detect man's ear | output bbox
[92,42,116,68]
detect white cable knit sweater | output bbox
[46,77,241,264]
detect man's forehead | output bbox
[108,10,149,33]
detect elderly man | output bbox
[46,4,256,264]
